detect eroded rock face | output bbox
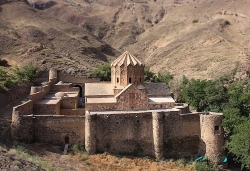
[32,1,55,10]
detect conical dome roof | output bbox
[111,51,144,67]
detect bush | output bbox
[14,64,38,82]
[69,145,86,155]
[92,63,111,81]
[193,161,218,171]
[192,20,199,23]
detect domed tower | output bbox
[111,51,145,86]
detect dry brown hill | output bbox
[2,0,250,79]
[0,0,119,75]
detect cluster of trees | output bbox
[0,64,38,92]
[179,73,250,169]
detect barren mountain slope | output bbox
[127,0,250,79]
[28,0,250,79]
[0,0,118,75]
[2,0,250,79]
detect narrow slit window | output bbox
[215,126,219,131]
[129,78,132,83]
[117,78,119,83]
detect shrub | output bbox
[192,20,199,23]
[92,63,111,81]
[69,144,86,155]
[14,64,38,82]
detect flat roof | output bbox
[43,92,78,99]
[35,99,61,105]
[89,108,180,115]
[148,96,175,104]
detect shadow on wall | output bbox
[74,85,83,97]
[198,139,206,156]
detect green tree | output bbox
[226,119,250,169]
[181,79,207,111]
[203,80,227,112]
[92,63,111,81]
[144,67,154,82]
[153,72,174,85]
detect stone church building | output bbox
[85,51,175,111]
[11,51,225,164]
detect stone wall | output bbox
[33,101,60,115]
[30,83,51,102]
[35,115,85,145]
[58,72,99,84]
[149,103,175,110]
[61,96,79,109]
[12,112,35,143]
[60,109,85,115]
[12,115,85,145]
[164,113,201,157]
[50,85,79,92]
[86,112,154,156]
[0,83,32,108]
[12,110,224,163]
[13,100,33,115]
[116,85,149,111]
[85,103,117,111]
[175,103,190,114]
[200,113,224,164]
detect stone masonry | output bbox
[11,51,225,164]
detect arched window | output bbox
[117,78,119,83]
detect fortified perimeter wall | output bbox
[12,112,85,145]
[85,111,224,163]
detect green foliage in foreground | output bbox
[0,64,38,92]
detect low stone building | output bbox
[11,51,225,164]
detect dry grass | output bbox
[67,153,195,171]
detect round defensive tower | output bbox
[200,112,225,164]
[85,112,97,154]
[152,112,164,159]
[49,69,57,84]
[11,111,35,143]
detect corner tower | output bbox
[111,51,145,86]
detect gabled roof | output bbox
[111,51,144,67]
[144,83,170,96]
[115,84,132,98]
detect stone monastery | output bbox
[12,51,225,164]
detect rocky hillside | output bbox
[0,0,119,76]
[1,0,250,79]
